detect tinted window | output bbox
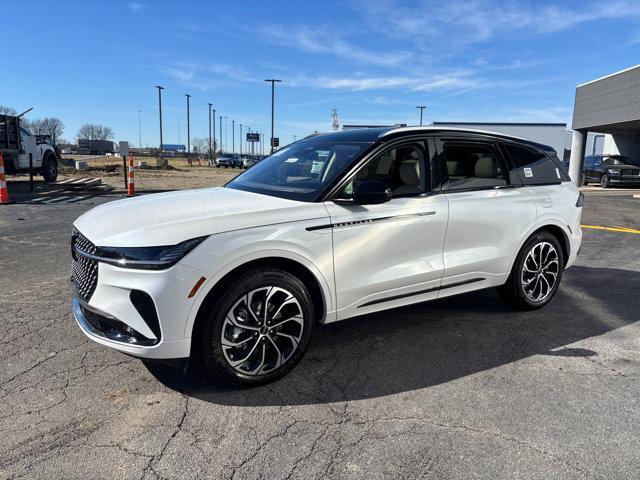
[440,143,507,191]
[339,142,428,199]
[506,144,566,185]
[226,140,371,201]
[584,156,596,168]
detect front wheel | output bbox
[41,153,58,183]
[199,267,315,386]
[600,174,610,188]
[497,231,564,310]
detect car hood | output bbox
[614,164,640,170]
[74,187,329,247]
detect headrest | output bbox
[399,160,420,186]
[475,156,498,178]
[447,160,465,176]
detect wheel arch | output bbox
[187,254,331,348]
[508,221,571,275]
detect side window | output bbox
[505,144,565,185]
[440,142,507,191]
[584,156,595,168]
[340,142,429,198]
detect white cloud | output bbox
[126,2,145,11]
[357,0,640,45]
[254,24,412,67]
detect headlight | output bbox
[607,168,620,175]
[76,236,207,270]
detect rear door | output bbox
[325,137,449,319]
[435,136,536,295]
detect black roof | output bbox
[300,126,556,152]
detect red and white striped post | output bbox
[0,151,10,204]
[127,152,135,196]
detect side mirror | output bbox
[352,179,392,205]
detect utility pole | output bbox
[155,85,164,161]
[416,105,427,126]
[232,120,235,155]
[185,94,191,164]
[207,103,213,164]
[138,110,142,156]
[265,79,282,154]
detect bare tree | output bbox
[77,123,114,140]
[39,118,65,144]
[0,105,17,115]
[192,137,209,156]
[28,119,47,135]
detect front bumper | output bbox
[71,260,206,359]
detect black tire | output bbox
[41,153,58,183]
[497,231,565,310]
[199,267,315,387]
[600,174,610,188]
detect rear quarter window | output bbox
[505,143,569,185]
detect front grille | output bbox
[71,231,98,302]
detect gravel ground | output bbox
[0,188,639,480]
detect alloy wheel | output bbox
[520,241,559,302]
[220,286,304,376]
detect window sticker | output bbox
[555,168,561,179]
[523,167,533,178]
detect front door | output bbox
[325,138,449,320]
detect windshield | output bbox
[226,139,372,201]
[603,156,640,166]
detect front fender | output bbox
[180,223,335,338]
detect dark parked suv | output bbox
[583,154,640,188]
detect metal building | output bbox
[569,64,640,184]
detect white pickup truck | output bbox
[0,114,59,183]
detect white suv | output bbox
[71,127,583,386]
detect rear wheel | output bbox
[199,267,315,386]
[41,153,58,183]
[600,174,610,188]
[497,231,564,310]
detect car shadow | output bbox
[144,265,639,405]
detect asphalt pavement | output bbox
[1,188,639,479]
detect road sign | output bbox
[247,132,260,142]
[271,137,279,147]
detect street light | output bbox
[218,115,223,153]
[207,103,213,164]
[416,105,427,126]
[155,85,164,160]
[239,123,243,157]
[224,116,228,152]
[138,110,142,156]
[212,108,216,163]
[265,79,282,153]
[232,120,235,155]
[185,94,191,164]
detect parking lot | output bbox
[1,188,639,479]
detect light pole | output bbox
[219,116,223,153]
[155,85,164,160]
[265,79,282,153]
[232,120,235,154]
[212,108,216,162]
[416,105,427,126]
[185,94,191,164]
[207,103,212,164]
[224,116,228,152]
[137,110,142,156]
[239,123,243,157]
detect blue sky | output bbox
[3,0,640,149]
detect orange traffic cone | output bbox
[0,151,10,204]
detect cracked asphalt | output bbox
[1,189,639,479]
